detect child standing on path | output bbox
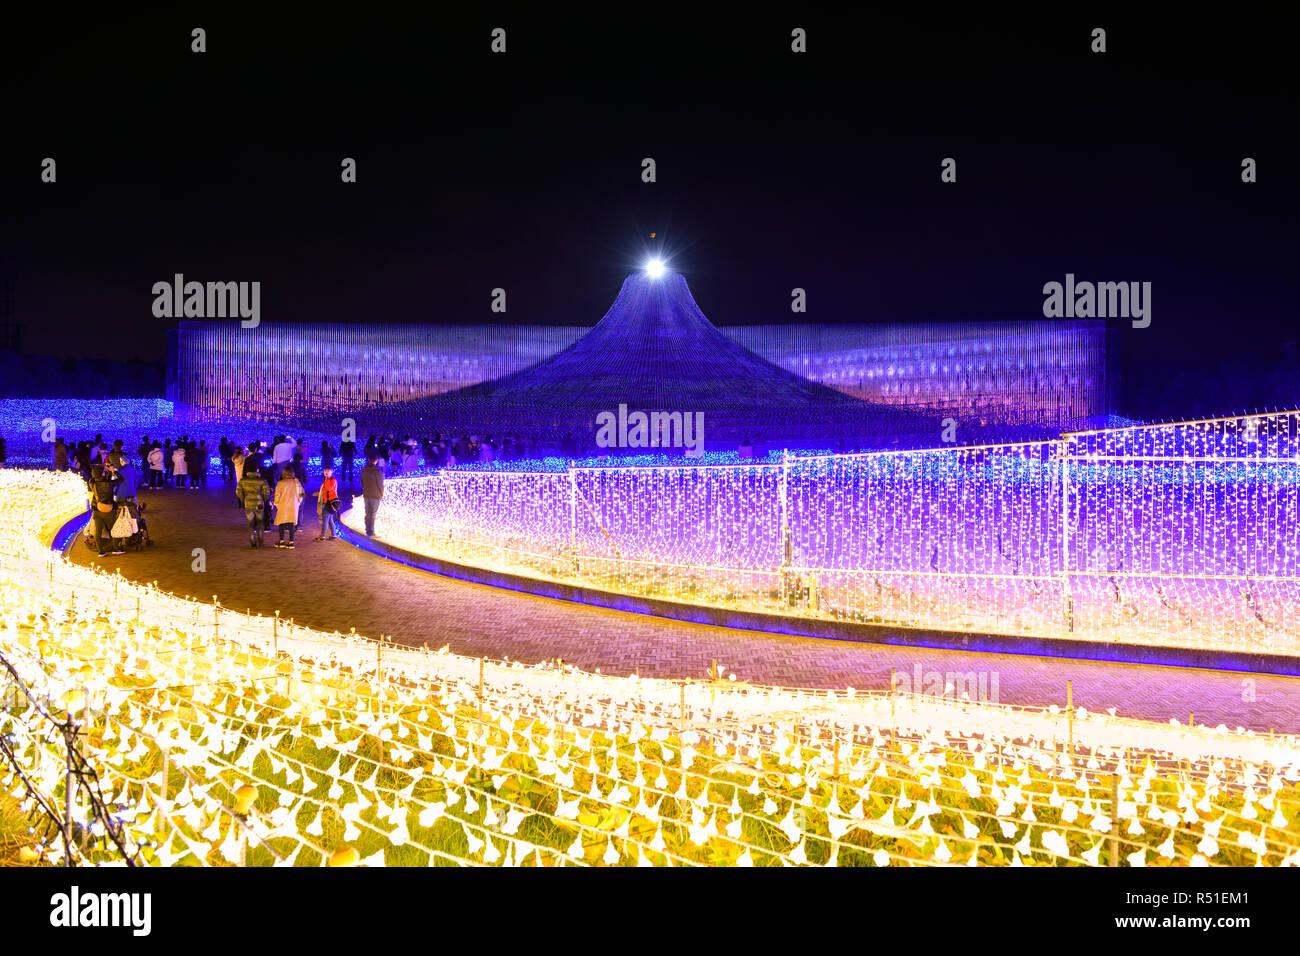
[315,465,341,540]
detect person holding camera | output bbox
[89,463,124,557]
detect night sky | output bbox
[3,11,1296,415]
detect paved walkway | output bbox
[65,482,1300,733]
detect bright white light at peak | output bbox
[645,258,666,278]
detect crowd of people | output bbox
[230,434,347,548]
[29,424,774,560]
[42,431,386,554]
[227,433,402,545]
[47,434,222,491]
[31,427,513,556]
[364,433,539,472]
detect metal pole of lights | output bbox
[1067,681,1073,755]
[1109,773,1120,867]
[889,668,897,754]
[569,467,578,574]
[780,449,790,605]
[1060,443,1071,633]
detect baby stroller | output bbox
[81,500,153,553]
[119,500,153,551]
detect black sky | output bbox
[2,11,1296,412]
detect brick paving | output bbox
[65,481,1300,733]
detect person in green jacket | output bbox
[235,463,272,548]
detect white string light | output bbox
[354,412,1300,654]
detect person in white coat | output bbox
[147,445,165,488]
[272,470,305,548]
[171,445,188,488]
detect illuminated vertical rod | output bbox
[1060,442,1071,621]
[568,467,577,566]
[780,449,790,568]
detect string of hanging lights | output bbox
[351,412,1300,656]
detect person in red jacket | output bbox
[315,465,341,541]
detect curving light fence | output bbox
[352,411,1300,656]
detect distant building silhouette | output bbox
[168,272,1113,442]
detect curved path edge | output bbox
[49,505,90,552]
